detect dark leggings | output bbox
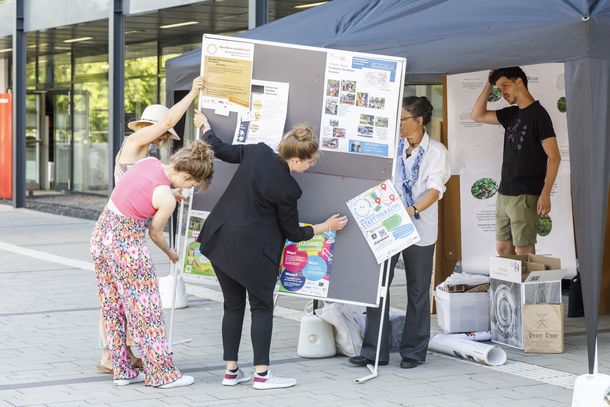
[213,264,274,366]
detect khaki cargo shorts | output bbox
[495,193,539,246]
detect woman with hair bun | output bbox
[193,110,347,390]
[90,140,214,389]
[349,96,450,370]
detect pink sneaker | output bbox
[222,369,251,386]
[252,370,296,390]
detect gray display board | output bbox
[192,35,405,306]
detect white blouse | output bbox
[395,132,451,246]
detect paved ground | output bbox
[0,203,608,406]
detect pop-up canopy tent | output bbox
[166,0,610,373]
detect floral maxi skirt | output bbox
[90,208,182,387]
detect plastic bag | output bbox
[315,302,365,356]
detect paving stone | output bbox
[1,205,606,406]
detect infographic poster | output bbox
[347,180,420,263]
[200,36,254,112]
[319,51,402,158]
[233,79,289,151]
[277,227,336,298]
[181,210,217,284]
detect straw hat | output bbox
[127,104,180,140]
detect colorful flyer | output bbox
[347,180,420,263]
[319,51,402,158]
[278,226,336,298]
[200,36,254,111]
[181,209,217,284]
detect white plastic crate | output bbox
[435,286,490,334]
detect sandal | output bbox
[130,357,143,369]
[96,356,142,373]
[96,364,113,374]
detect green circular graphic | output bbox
[488,87,502,103]
[537,214,553,237]
[557,96,567,113]
[471,178,498,199]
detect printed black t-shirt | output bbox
[496,101,555,196]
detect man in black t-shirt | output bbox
[471,67,561,256]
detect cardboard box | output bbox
[489,254,563,283]
[435,286,490,334]
[523,304,564,353]
[489,255,565,350]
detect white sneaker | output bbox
[113,372,145,386]
[222,369,251,386]
[158,375,195,389]
[252,370,296,390]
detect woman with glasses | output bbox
[193,110,347,390]
[349,96,450,369]
[90,140,214,388]
[96,76,205,374]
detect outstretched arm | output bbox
[127,77,205,150]
[194,110,245,163]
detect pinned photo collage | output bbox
[322,117,345,150]
[358,113,388,139]
[322,77,390,151]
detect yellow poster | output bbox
[201,36,254,110]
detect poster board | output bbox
[188,34,406,306]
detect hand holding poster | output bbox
[347,180,420,263]
[277,227,336,298]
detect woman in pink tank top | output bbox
[90,140,214,389]
[96,76,205,375]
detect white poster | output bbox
[449,64,576,278]
[347,180,420,263]
[428,334,506,366]
[233,79,289,151]
[459,166,501,275]
[319,51,402,158]
[200,36,254,113]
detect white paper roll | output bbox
[429,334,506,366]
[449,331,492,342]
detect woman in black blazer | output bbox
[194,110,347,390]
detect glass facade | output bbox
[21,36,202,194]
[1,1,336,196]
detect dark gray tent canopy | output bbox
[166,0,610,373]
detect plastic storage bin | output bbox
[435,286,490,334]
